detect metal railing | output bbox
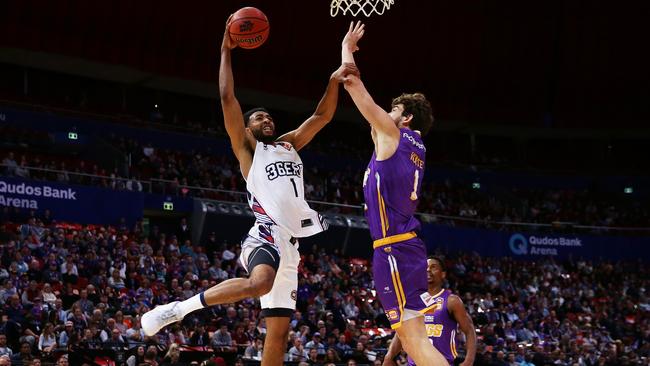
[150,178,364,213]
[150,178,246,199]
[2,164,649,234]
[418,212,650,233]
[151,178,650,234]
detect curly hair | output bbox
[391,93,434,136]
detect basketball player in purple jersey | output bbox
[384,256,477,366]
[338,21,447,365]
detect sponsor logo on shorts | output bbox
[291,290,297,301]
[386,309,399,321]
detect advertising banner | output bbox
[0,176,143,225]
[421,224,650,261]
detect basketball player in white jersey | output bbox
[141,15,358,366]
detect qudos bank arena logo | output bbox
[509,234,528,255]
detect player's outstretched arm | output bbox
[278,63,359,151]
[340,22,400,140]
[219,16,254,177]
[448,295,477,366]
[341,21,364,65]
[382,333,402,366]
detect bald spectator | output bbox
[104,328,127,350]
[100,318,117,342]
[288,338,308,362]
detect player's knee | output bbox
[248,276,274,297]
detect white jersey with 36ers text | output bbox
[245,141,328,238]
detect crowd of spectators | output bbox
[0,212,648,366]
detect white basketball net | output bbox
[330,0,395,17]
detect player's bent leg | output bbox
[141,247,279,337]
[395,315,448,366]
[202,263,276,305]
[260,313,291,366]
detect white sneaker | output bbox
[141,301,183,336]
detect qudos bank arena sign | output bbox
[421,224,649,261]
[509,233,582,256]
[0,177,143,225]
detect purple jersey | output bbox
[407,289,459,365]
[363,128,425,241]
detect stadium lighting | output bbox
[472,182,481,189]
[68,132,78,140]
[624,187,633,194]
[163,202,174,211]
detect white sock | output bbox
[177,292,206,317]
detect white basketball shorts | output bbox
[239,223,300,313]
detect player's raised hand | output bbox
[342,20,365,53]
[332,62,360,83]
[222,14,238,50]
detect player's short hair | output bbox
[243,107,270,124]
[391,93,434,136]
[427,255,446,272]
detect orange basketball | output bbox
[228,7,270,49]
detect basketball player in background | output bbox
[142,15,359,366]
[337,21,447,365]
[384,256,476,366]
